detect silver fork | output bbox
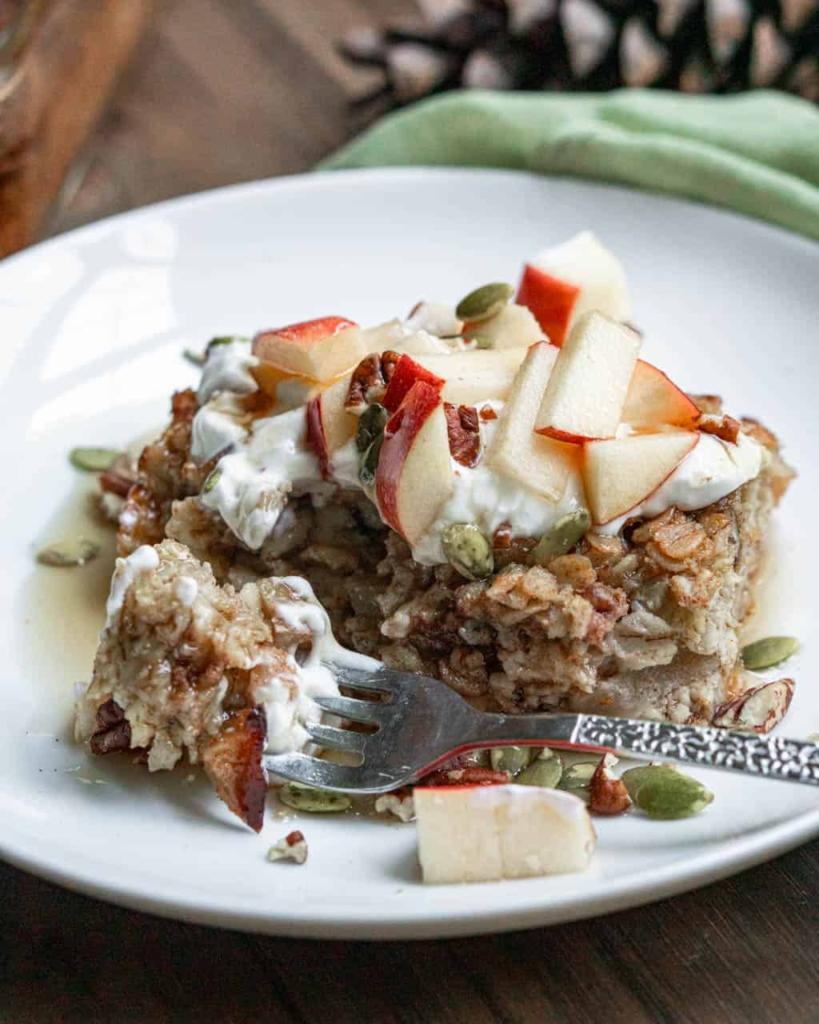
[265,662,819,793]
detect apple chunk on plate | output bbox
[622,360,700,428]
[535,312,641,443]
[415,784,595,884]
[485,341,577,503]
[416,348,527,406]
[517,231,631,346]
[253,316,365,382]
[375,381,453,545]
[584,431,699,525]
[463,304,543,349]
[305,377,357,479]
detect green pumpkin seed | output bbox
[279,782,351,813]
[518,756,563,789]
[183,348,207,367]
[202,468,222,494]
[455,282,514,323]
[741,636,799,671]
[69,447,122,473]
[622,765,713,820]
[359,434,384,487]
[441,522,494,580]
[206,335,248,353]
[356,403,388,453]
[490,746,532,775]
[558,761,597,791]
[528,509,592,565]
[37,538,100,568]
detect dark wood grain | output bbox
[4,1,819,1020]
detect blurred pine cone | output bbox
[340,0,818,115]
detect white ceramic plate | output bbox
[1,168,816,939]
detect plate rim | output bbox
[3,165,817,939]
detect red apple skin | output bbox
[382,354,445,412]
[516,264,579,347]
[536,425,607,445]
[375,381,443,537]
[623,359,700,427]
[305,396,331,480]
[254,316,357,352]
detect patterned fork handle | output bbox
[573,715,819,785]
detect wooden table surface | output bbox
[4,2,819,1020]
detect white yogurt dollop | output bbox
[197,338,258,404]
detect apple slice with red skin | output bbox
[253,316,365,382]
[375,381,453,546]
[534,312,641,444]
[305,376,357,480]
[583,431,700,525]
[382,353,445,412]
[515,264,580,346]
[622,359,700,428]
[485,341,577,503]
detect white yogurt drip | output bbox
[598,431,764,535]
[190,393,249,463]
[104,545,160,628]
[197,338,258,404]
[256,576,378,753]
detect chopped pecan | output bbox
[89,699,132,755]
[420,766,509,787]
[99,471,133,498]
[200,706,268,832]
[345,350,399,410]
[444,403,480,467]
[588,756,631,815]
[699,414,741,444]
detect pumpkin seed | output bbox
[183,348,207,367]
[490,746,532,775]
[622,765,713,820]
[741,636,799,671]
[202,468,222,494]
[558,761,597,793]
[441,522,494,580]
[455,282,514,323]
[356,402,388,453]
[518,756,563,789]
[206,334,248,353]
[37,538,100,568]
[529,509,592,565]
[359,435,384,487]
[279,782,351,813]
[69,447,122,473]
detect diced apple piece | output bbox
[517,231,631,345]
[382,354,445,413]
[360,319,405,354]
[583,431,699,525]
[375,382,453,545]
[415,784,595,884]
[622,360,700,428]
[485,341,577,503]
[515,264,580,347]
[414,348,527,406]
[305,376,357,479]
[535,313,641,443]
[253,316,365,382]
[464,304,543,349]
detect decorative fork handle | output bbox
[481,713,819,786]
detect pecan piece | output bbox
[89,698,132,755]
[200,706,268,832]
[698,414,741,444]
[712,678,795,734]
[345,350,400,411]
[444,403,480,467]
[588,756,631,816]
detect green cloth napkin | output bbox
[324,89,819,242]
